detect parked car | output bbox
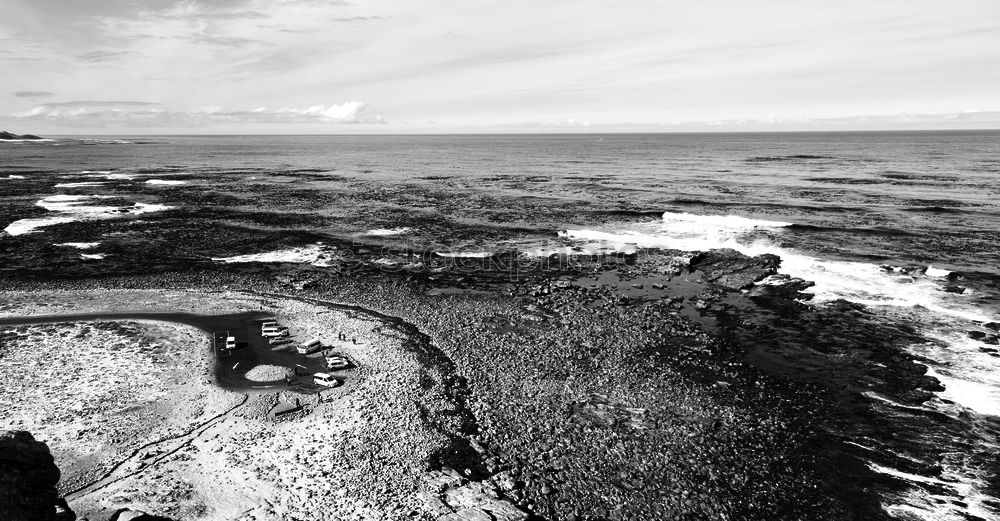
[313,373,340,387]
[262,328,289,338]
[269,337,291,346]
[325,355,351,370]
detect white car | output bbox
[313,373,340,387]
[325,355,351,370]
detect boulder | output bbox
[748,274,816,302]
[689,249,780,291]
[0,430,65,521]
[107,508,172,521]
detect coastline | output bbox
[3,244,979,519]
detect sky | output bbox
[1,0,999,134]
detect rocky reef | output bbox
[0,131,43,140]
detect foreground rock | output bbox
[419,467,528,521]
[0,430,71,521]
[108,508,172,521]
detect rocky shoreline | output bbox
[4,241,993,520]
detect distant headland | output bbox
[0,130,43,140]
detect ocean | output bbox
[2,130,999,519]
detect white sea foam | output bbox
[925,266,953,278]
[212,243,335,267]
[79,253,106,260]
[435,251,493,258]
[4,217,77,236]
[37,194,116,214]
[365,227,412,236]
[2,194,173,236]
[869,461,995,521]
[1,175,27,180]
[54,182,106,188]
[55,242,100,249]
[560,212,792,254]
[920,331,1000,417]
[130,203,172,214]
[82,171,135,180]
[145,179,187,186]
[559,211,999,418]
[562,212,990,321]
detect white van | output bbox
[262,327,287,338]
[225,336,236,350]
[313,373,339,387]
[261,321,278,330]
[297,339,322,355]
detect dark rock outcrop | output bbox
[0,430,68,521]
[108,508,173,521]
[0,131,43,140]
[689,248,780,290]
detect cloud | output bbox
[630,111,1000,132]
[10,100,386,126]
[189,33,262,47]
[13,91,55,98]
[503,118,592,129]
[78,50,133,62]
[329,16,387,22]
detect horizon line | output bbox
[22,127,1000,138]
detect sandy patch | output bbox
[0,319,241,496]
[243,364,286,382]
